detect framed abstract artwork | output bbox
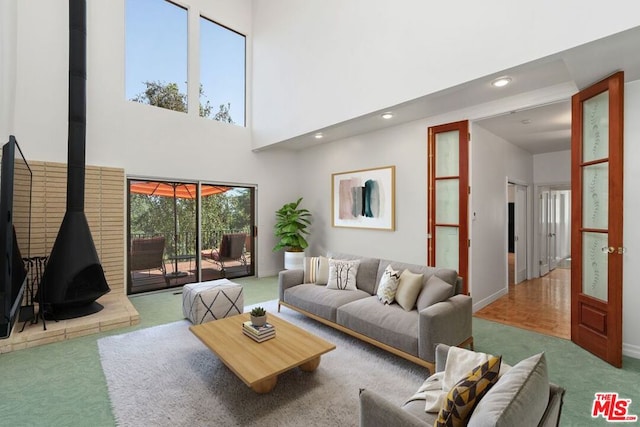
[331,165,395,230]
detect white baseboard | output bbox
[623,342,640,360]
[472,288,508,313]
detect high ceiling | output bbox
[270,25,640,154]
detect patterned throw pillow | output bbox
[303,256,319,283]
[303,256,330,284]
[327,259,360,290]
[435,355,502,427]
[376,264,401,304]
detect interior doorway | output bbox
[538,186,571,277]
[476,100,573,340]
[507,182,528,285]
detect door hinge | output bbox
[468,186,471,195]
[468,239,471,247]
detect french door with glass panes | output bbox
[428,121,469,293]
[571,71,624,367]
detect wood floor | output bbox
[474,263,571,339]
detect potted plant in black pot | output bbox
[273,197,312,270]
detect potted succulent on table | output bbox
[273,197,312,270]
[250,306,267,327]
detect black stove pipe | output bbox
[67,0,87,213]
[38,0,110,317]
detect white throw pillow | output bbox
[376,264,401,304]
[327,259,360,290]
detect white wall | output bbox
[622,80,640,358]
[470,124,534,310]
[297,121,429,265]
[9,0,297,277]
[0,0,18,139]
[533,150,571,184]
[251,0,640,148]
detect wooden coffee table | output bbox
[190,313,335,393]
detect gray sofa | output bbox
[278,252,473,370]
[360,344,565,427]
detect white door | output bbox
[549,192,558,271]
[514,185,527,283]
[539,188,550,276]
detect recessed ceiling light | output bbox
[314,132,324,139]
[521,119,531,125]
[381,112,394,120]
[491,76,512,88]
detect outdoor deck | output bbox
[130,255,251,294]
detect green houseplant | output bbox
[273,197,312,269]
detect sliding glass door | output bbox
[127,179,255,294]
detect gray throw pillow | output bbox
[468,352,549,427]
[434,268,458,287]
[416,275,454,311]
[315,256,329,285]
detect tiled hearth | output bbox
[0,294,139,354]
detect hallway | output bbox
[474,267,571,339]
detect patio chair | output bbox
[204,233,249,277]
[130,236,166,279]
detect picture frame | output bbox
[331,165,395,230]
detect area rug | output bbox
[98,300,427,427]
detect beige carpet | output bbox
[98,300,427,426]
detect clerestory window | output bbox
[126,0,188,114]
[200,16,246,126]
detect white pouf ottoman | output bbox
[182,279,244,324]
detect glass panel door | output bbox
[200,185,255,280]
[428,121,469,292]
[571,71,624,367]
[127,180,255,294]
[127,179,198,293]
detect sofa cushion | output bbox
[468,353,549,427]
[327,258,360,290]
[327,252,380,295]
[416,275,454,312]
[316,256,329,284]
[376,261,457,292]
[284,284,370,322]
[303,256,315,283]
[303,256,329,285]
[433,268,458,288]
[377,264,401,304]
[436,355,502,427]
[337,296,419,356]
[395,270,424,311]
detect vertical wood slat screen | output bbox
[25,161,125,296]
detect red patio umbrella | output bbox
[130,181,229,276]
